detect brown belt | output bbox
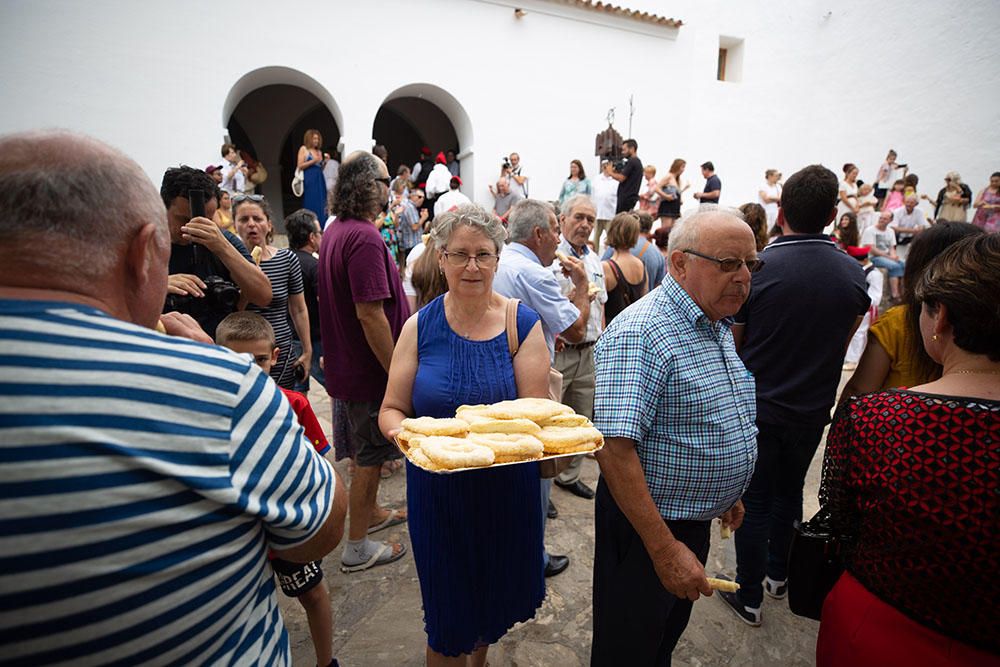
[563,340,596,350]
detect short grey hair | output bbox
[668,208,744,255]
[507,199,555,244]
[0,129,167,281]
[430,203,507,253]
[560,194,595,219]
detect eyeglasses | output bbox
[374,177,391,186]
[683,249,764,273]
[231,193,264,204]
[441,250,500,268]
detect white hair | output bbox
[430,203,507,253]
[561,194,595,219]
[507,199,554,244]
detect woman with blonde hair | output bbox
[602,212,648,324]
[297,128,327,221]
[758,169,782,226]
[654,158,686,231]
[925,171,972,222]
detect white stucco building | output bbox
[2,0,998,222]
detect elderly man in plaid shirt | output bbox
[590,209,761,666]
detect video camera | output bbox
[501,156,512,171]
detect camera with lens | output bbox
[501,156,512,170]
[164,275,240,321]
[611,157,627,172]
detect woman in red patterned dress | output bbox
[818,234,1000,666]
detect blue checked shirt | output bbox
[594,275,758,520]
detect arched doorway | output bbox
[222,67,343,226]
[373,84,474,191]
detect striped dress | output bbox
[248,248,304,389]
[0,299,335,666]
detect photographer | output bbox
[504,152,529,198]
[163,166,271,338]
[609,139,643,213]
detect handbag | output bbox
[249,162,268,185]
[291,168,304,197]
[505,298,568,479]
[787,506,845,621]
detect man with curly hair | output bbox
[318,151,410,572]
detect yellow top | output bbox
[869,305,926,389]
[216,210,235,235]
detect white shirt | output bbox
[221,159,246,195]
[425,164,452,198]
[323,159,339,191]
[433,189,472,217]
[891,206,929,237]
[401,242,426,298]
[759,182,781,225]
[592,173,618,220]
[861,225,897,254]
[509,165,528,198]
[553,237,607,342]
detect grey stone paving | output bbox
[280,378,838,666]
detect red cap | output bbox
[421,146,431,155]
[450,176,462,187]
[205,165,222,174]
[436,152,447,164]
[846,245,870,259]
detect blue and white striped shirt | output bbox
[0,300,335,666]
[593,276,758,520]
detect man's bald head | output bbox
[0,130,168,284]
[667,209,758,321]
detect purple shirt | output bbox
[319,217,410,401]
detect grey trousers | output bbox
[553,344,595,484]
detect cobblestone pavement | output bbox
[279,377,842,666]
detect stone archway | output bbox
[222,67,343,225]
[373,83,474,192]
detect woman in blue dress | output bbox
[297,129,327,222]
[380,204,551,666]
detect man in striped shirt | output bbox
[0,130,347,666]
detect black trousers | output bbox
[591,477,711,667]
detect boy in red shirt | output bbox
[216,312,337,667]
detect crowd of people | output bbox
[1,128,997,667]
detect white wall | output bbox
[1,0,997,213]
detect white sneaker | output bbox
[764,576,788,600]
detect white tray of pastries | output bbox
[395,398,604,473]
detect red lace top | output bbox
[822,390,1000,652]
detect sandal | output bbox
[380,459,403,479]
[340,541,407,573]
[368,507,407,535]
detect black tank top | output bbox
[605,258,646,324]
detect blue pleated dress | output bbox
[407,295,545,657]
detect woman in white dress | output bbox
[832,163,860,234]
[757,169,782,226]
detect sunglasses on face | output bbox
[683,249,764,273]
